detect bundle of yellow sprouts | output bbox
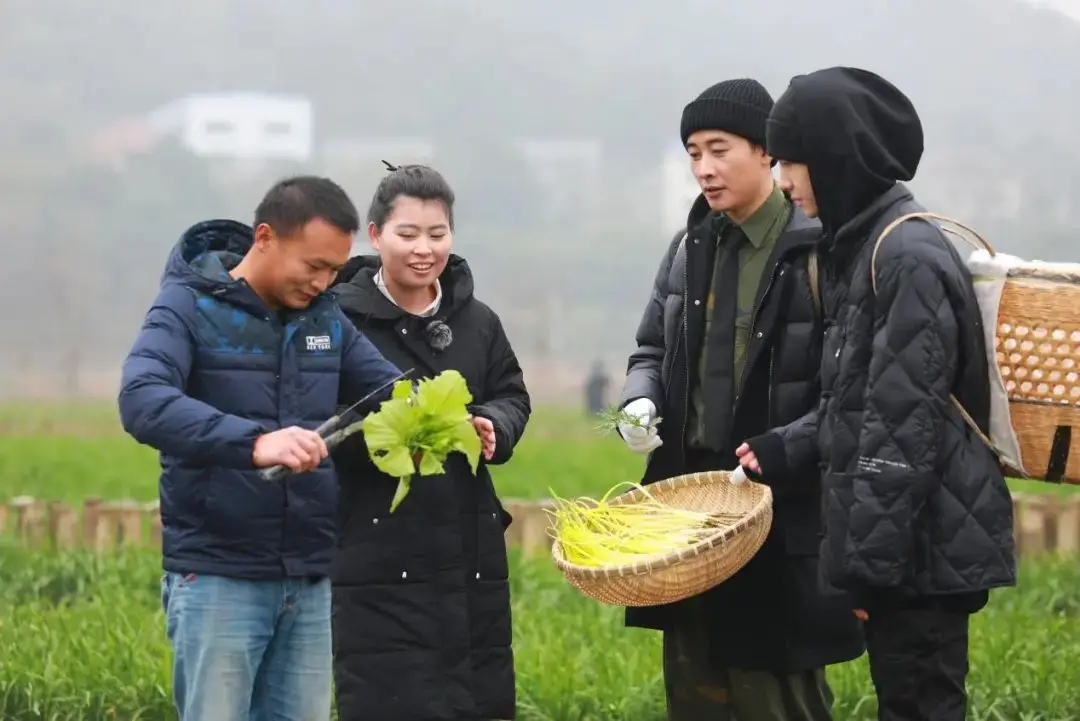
[547,482,743,567]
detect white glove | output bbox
[618,398,662,453]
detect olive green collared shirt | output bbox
[688,184,790,450]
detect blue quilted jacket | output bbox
[118,219,402,579]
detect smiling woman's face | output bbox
[368,195,453,292]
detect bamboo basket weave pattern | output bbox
[551,470,773,607]
[873,211,1080,484]
[996,269,1080,482]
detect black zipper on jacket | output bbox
[269,311,289,567]
[679,244,691,472]
[735,262,781,406]
[767,345,775,428]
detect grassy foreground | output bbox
[2,545,1080,721]
[1,401,1079,719]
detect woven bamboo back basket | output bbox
[996,269,1080,482]
[550,470,773,607]
[874,212,1080,484]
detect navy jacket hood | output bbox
[164,219,253,288]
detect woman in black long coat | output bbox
[329,164,531,721]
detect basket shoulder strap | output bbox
[948,395,998,456]
[870,211,995,295]
[807,250,821,318]
[867,213,1006,466]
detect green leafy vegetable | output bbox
[594,404,662,436]
[361,369,482,512]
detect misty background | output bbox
[2,0,1078,402]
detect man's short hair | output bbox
[254,176,360,237]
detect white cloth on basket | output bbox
[966,248,1028,476]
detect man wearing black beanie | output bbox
[737,66,1017,721]
[617,77,864,721]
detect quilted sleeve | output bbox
[468,311,532,466]
[117,286,266,468]
[745,398,823,491]
[619,229,684,409]
[843,253,957,592]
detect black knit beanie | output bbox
[680,78,775,147]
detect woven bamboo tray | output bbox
[550,470,773,607]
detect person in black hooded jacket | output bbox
[735,66,1017,721]
[328,164,531,721]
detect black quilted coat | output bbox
[750,68,1017,609]
[328,254,531,721]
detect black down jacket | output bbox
[619,193,865,672]
[329,254,531,721]
[752,67,1017,608]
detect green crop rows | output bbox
[1,402,1078,720]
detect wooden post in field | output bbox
[1041,495,1061,555]
[47,501,79,550]
[12,496,47,548]
[1055,496,1080,555]
[502,499,525,550]
[1012,493,1031,557]
[113,500,143,548]
[82,498,102,549]
[10,497,32,543]
[520,500,555,558]
[145,500,162,548]
[1015,494,1054,558]
[538,500,556,552]
[92,501,117,551]
[0,501,8,536]
[27,499,47,548]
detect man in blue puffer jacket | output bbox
[118,175,403,721]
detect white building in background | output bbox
[146,92,314,163]
[660,144,699,233]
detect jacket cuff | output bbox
[846,583,890,613]
[468,403,512,465]
[745,431,790,484]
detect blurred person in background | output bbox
[328,163,531,721]
[616,78,864,721]
[117,176,402,721]
[585,358,610,414]
[737,66,1017,721]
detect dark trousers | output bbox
[864,602,972,721]
[662,601,834,721]
[660,452,837,721]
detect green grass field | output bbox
[0,401,1073,504]
[1,402,1079,720]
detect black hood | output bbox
[331,253,476,321]
[766,66,924,239]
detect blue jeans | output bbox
[160,572,332,721]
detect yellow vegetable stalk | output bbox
[548,482,741,567]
